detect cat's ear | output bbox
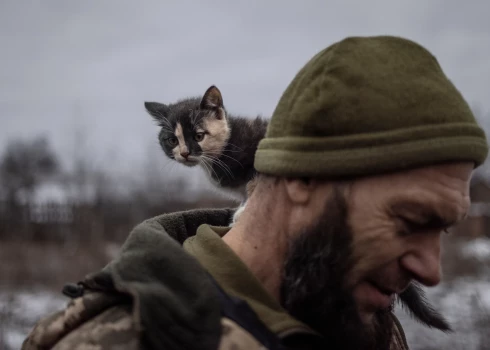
[144,102,169,121]
[200,85,223,110]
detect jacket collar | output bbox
[183,224,316,338]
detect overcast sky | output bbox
[1,0,489,178]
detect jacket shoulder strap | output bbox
[208,275,285,350]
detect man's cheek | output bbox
[346,228,405,287]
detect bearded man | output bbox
[22,35,488,350]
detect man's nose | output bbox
[400,232,442,287]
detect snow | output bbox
[440,279,490,311]
[461,238,490,260]
[396,277,490,350]
[0,289,67,350]
[4,331,25,349]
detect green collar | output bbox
[183,224,314,337]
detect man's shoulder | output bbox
[21,291,267,350]
[22,208,239,350]
[22,292,138,350]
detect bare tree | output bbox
[0,135,59,206]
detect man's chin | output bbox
[352,281,396,324]
[358,310,376,326]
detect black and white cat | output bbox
[145,85,268,204]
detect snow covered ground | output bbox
[0,289,67,350]
[396,279,490,350]
[396,237,490,350]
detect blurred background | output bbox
[0,1,489,349]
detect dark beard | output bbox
[280,188,394,350]
[399,282,451,332]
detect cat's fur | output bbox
[145,85,268,203]
[145,85,451,333]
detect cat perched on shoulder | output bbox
[144,85,452,333]
[145,85,267,204]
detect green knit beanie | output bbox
[254,36,488,178]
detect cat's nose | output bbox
[180,151,190,159]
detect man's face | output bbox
[280,162,473,349]
[346,162,472,323]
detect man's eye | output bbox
[167,137,178,146]
[399,217,451,236]
[403,220,424,233]
[194,133,205,142]
[396,218,424,236]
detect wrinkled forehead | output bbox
[368,162,473,224]
[365,162,473,191]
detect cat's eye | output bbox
[167,137,178,146]
[194,133,205,142]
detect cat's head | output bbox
[145,85,231,167]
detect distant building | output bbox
[1,176,97,226]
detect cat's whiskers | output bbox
[224,142,244,152]
[200,154,233,178]
[205,148,243,167]
[199,157,220,181]
[162,159,178,173]
[201,154,235,179]
[200,154,220,171]
[222,149,243,153]
[198,159,211,177]
[205,147,242,154]
[206,151,244,168]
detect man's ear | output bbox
[144,102,169,121]
[283,178,316,205]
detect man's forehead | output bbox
[389,199,468,227]
[361,162,475,193]
[398,162,474,182]
[343,162,474,224]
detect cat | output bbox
[145,85,451,333]
[145,85,268,204]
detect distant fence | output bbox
[25,203,73,224]
[0,196,235,242]
[0,202,73,224]
[0,201,81,241]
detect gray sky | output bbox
[1,0,489,176]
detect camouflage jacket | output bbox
[22,209,409,350]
